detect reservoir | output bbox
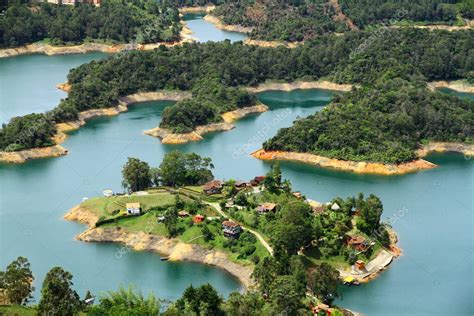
[0,15,472,316]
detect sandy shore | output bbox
[203,15,254,33]
[144,103,269,144]
[252,142,473,175]
[64,205,253,288]
[0,91,191,164]
[428,80,474,93]
[243,39,302,48]
[246,80,354,93]
[251,149,437,175]
[179,5,215,14]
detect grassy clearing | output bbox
[0,305,37,316]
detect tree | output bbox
[224,292,265,316]
[201,224,214,242]
[251,256,278,294]
[38,267,81,315]
[164,206,179,237]
[263,163,282,193]
[0,257,34,305]
[122,157,151,193]
[87,285,160,315]
[357,194,384,234]
[271,201,313,255]
[308,263,340,305]
[269,275,304,315]
[157,151,214,187]
[175,284,223,315]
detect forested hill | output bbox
[0,0,181,48]
[212,0,474,41]
[263,78,474,163]
[0,28,473,153]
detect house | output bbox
[235,181,248,189]
[103,189,113,197]
[193,214,205,224]
[126,202,141,215]
[250,176,265,186]
[331,202,341,211]
[222,220,242,238]
[157,216,165,222]
[346,235,368,251]
[256,202,277,214]
[292,191,303,199]
[178,210,189,218]
[202,180,223,195]
[312,206,326,215]
[355,260,366,271]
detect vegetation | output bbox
[339,0,470,28]
[213,0,349,42]
[264,78,474,163]
[0,0,181,48]
[122,157,152,193]
[153,150,214,187]
[0,256,34,305]
[38,267,82,315]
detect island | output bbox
[1,28,473,165]
[62,151,400,315]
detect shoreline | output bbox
[252,142,474,175]
[203,14,254,33]
[428,80,474,93]
[144,103,269,144]
[0,91,191,164]
[0,22,195,59]
[243,39,302,48]
[246,80,354,93]
[63,205,253,288]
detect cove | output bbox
[183,13,248,43]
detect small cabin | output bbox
[222,220,242,238]
[355,260,366,271]
[312,206,326,215]
[193,214,205,224]
[235,181,248,189]
[331,202,341,211]
[250,176,266,186]
[103,189,113,197]
[126,202,141,215]
[178,210,190,218]
[346,235,367,251]
[256,202,277,214]
[202,180,223,195]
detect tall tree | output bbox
[38,267,81,316]
[357,194,384,234]
[308,263,340,305]
[157,151,214,187]
[0,256,34,305]
[122,157,152,193]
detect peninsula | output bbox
[65,152,400,314]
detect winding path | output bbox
[205,201,274,256]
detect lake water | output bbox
[0,14,473,316]
[183,13,248,43]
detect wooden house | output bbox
[222,220,242,238]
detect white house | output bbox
[103,189,113,197]
[331,202,341,211]
[126,202,141,215]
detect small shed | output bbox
[103,189,113,197]
[355,260,366,271]
[126,202,141,215]
[235,181,248,189]
[331,202,341,211]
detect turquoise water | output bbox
[0,53,106,124]
[183,13,248,43]
[0,14,473,315]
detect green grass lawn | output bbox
[80,192,178,220]
[0,305,37,316]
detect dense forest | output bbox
[264,78,473,163]
[1,28,473,160]
[339,0,473,28]
[0,0,181,48]
[213,0,349,41]
[211,0,474,41]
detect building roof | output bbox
[203,180,223,190]
[347,235,366,245]
[126,202,140,209]
[235,181,248,187]
[222,220,240,227]
[312,206,326,214]
[331,202,341,211]
[178,210,189,216]
[194,214,205,219]
[257,202,277,212]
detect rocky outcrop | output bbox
[0,145,68,164]
[203,15,254,33]
[76,227,254,288]
[64,205,100,228]
[428,80,474,93]
[144,103,269,144]
[251,149,437,175]
[246,80,354,93]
